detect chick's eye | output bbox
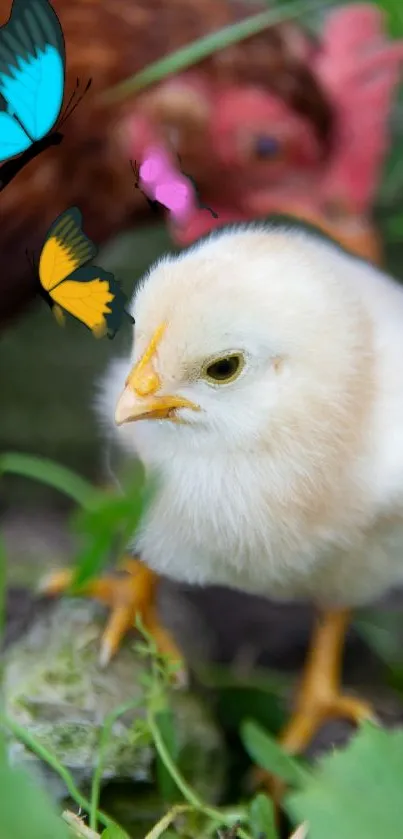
[203,353,244,384]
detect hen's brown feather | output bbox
[0,0,331,327]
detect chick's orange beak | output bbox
[115,323,200,426]
[115,389,199,425]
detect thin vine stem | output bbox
[147,708,251,837]
[89,698,144,831]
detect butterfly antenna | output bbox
[58,78,79,125]
[202,203,219,219]
[25,248,35,276]
[130,159,140,186]
[60,77,92,126]
[183,166,219,220]
[130,160,159,212]
[59,78,93,128]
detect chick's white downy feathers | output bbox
[96,224,403,608]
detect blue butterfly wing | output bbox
[0,108,31,160]
[0,0,65,148]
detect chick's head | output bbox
[114,226,372,461]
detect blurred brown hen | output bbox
[124,4,403,267]
[0,0,332,329]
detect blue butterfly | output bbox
[0,0,90,190]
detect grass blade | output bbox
[102,0,322,102]
[2,713,112,829]
[90,699,143,832]
[0,453,98,509]
[241,720,310,787]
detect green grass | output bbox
[102,0,325,103]
[2,453,403,838]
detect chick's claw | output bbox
[39,557,185,674]
[278,686,375,758]
[258,688,376,808]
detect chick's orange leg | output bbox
[40,557,183,669]
[256,609,376,806]
[278,608,376,756]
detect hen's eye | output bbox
[202,353,245,384]
[254,135,280,159]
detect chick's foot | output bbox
[279,608,376,755]
[39,557,184,673]
[255,608,376,802]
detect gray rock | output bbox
[4,597,225,804]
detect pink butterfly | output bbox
[132,144,218,224]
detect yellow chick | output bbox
[48,223,403,756]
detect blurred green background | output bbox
[0,224,177,505]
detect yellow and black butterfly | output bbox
[28,207,134,339]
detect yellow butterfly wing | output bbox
[49,269,115,337]
[39,207,133,337]
[39,207,97,292]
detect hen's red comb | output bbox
[316,3,403,212]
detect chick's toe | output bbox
[39,557,184,673]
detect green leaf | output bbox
[101,826,130,839]
[249,793,279,839]
[70,467,156,589]
[373,0,403,37]
[0,759,69,839]
[102,0,323,102]
[286,722,403,839]
[0,452,98,509]
[241,720,309,787]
